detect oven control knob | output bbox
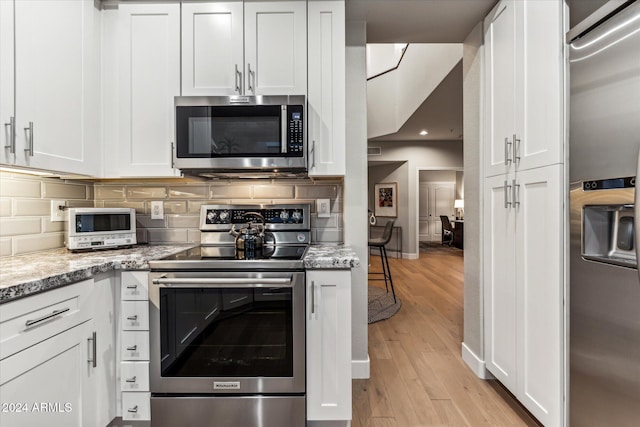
[297,233,306,242]
[219,210,230,222]
[292,210,302,223]
[279,209,290,221]
[206,211,217,222]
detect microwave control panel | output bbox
[287,105,304,155]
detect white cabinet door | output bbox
[307,0,345,177]
[418,182,431,242]
[182,2,244,96]
[515,165,563,427]
[306,270,352,421]
[244,1,307,95]
[514,0,564,172]
[0,320,94,427]
[11,0,100,175]
[483,174,517,391]
[0,0,14,166]
[116,3,180,177]
[484,0,516,178]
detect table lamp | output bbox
[454,199,464,220]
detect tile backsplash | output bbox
[0,172,343,257]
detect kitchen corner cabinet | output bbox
[182,0,306,97]
[307,0,346,177]
[108,2,181,178]
[306,270,352,421]
[483,0,563,178]
[483,164,563,427]
[0,276,116,427]
[0,0,101,175]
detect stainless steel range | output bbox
[148,204,310,427]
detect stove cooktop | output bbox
[149,245,308,271]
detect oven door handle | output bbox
[151,277,292,287]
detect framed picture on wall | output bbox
[374,182,398,217]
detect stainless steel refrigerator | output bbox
[569,1,640,425]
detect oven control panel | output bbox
[201,204,310,230]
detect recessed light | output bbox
[419,130,428,136]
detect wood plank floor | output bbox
[354,244,541,427]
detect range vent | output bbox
[368,147,382,156]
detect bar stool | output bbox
[368,219,397,303]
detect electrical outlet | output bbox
[50,200,66,222]
[317,199,330,218]
[151,201,164,220]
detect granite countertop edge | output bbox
[0,244,360,304]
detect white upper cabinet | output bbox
[307,0,345,177]
[484,0,564,177]
[1,0,101,175]
[244,1,307,95]
[183,0,307,96]
[112,3,181,177]
[181,2,244,96]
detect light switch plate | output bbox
[317,199,330,218]
[151,201,164,219]
[50,200,66,222]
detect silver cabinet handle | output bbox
[127,315,138,321]
[170,142,175,169]
[125,376,137,383]
[235,64,242,93]
[513,133,521,164]
[512,179,520,207]
[311,140,316,169]
[504,180,512,209]
[127,405,138,413]
[87,331,97,368]
[281,105,288,153]
[126,345,137,351]
[247,63,255,93]
[24,121,33,156]
[25,307,70,327]
[4,116,15,153]
[311,280,315,314]
[504,137,512,165]
[152,277,292,287]
[126,284,138,289]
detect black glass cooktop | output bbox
[150,245,308,271]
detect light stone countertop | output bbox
[0,245,195,304]
[0,244,360,304]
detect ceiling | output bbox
[346,0,497,142]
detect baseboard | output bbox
[352,356,370,379]
[461,342,494,379]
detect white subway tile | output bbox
[126,187,167,199]
[311,213,339,229]
[95,186,126,200]
[13,199,50,216]
[252,185,294,199]
[167,215,199,228]
[43,182,87,199]
[43,219,65,233]
[168,186,207,199]
[0,218,42,236]
[0,199,11,217]
[147,229,188,243]
[0,238,12,257]
[0,178,41,198]
[295,185,339,199]
[210,185,251,199]
[136,215,167,229]
[14,233,65,254]
[104,201,145,214]
[163,201,188,214]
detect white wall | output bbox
[367,140,463,258]
[419,170,456,182]
[345,21,370,379]
[366,43,406,78]
[462,21,484,365]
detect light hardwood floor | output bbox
[354,244,541,427]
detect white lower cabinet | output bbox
[306,270,352,421]
[483,164,563,426]
[0,275,116,427]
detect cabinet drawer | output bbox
[120,361,150,392]
[0,280,91,359]
[122,392,151,421]
[121,271,148,301]
[121,331,149,361]
[121,301,149,330]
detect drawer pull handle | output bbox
[127,315,138,321]
[87,331,97,368]
[126,345,138,351]
[125,376,137,383]
[127,405,138,413]
[25,308,70,327]
[126,284,138,289]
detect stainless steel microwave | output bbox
[66,208,136,251]
[174,95,306,175]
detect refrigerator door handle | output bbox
[635,147,640,277]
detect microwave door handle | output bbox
[281,105,288,154]
[635,147,640,278]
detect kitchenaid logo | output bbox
[214,381,241,390]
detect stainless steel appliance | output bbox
[148,204,310,427]
[568,1,640,425]
[174,95,306,176]
[65,207,136,251]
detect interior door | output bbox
[418,182,430,241]
[430,183,455,242]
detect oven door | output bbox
[148,271,305,394]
